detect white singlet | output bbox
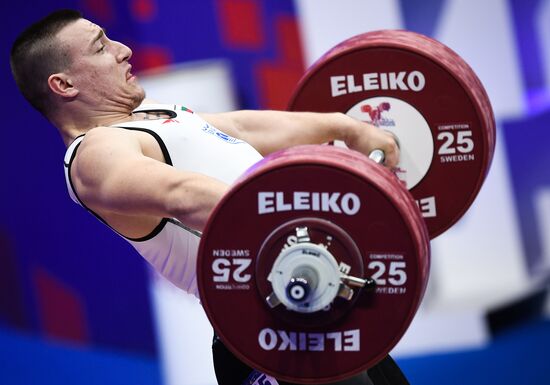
[63,103,263,297]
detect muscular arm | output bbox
[199,110,399,167]
[70,127,229,231]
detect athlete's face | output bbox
[56,18,145,112]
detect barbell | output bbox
[197,30,495,384]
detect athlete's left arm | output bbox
[199,110,399,168]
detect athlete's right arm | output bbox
[70,127,229,231]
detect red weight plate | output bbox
[198,145,430,384]
[288,30,496,238]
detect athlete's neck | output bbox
[55,110,132,146]
[55,98,159,146]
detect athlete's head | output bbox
[10,9,145,120]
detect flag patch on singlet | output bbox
[202,122,244,144]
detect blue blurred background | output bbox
[1,0,549,384]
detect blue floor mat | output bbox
[396,318,550,385]
[1,318,549,385]
[0,327,162,385]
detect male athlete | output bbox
[11,9,406,385]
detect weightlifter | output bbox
[10,10,406,385]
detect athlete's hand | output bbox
[344,119,400,168]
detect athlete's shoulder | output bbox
[84,125,132,142]
[76,126,139,162]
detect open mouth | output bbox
[126,65,135,81]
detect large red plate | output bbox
[288,30,496,238]
[198,145,430,383]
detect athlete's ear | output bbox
[48,72,79,98]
